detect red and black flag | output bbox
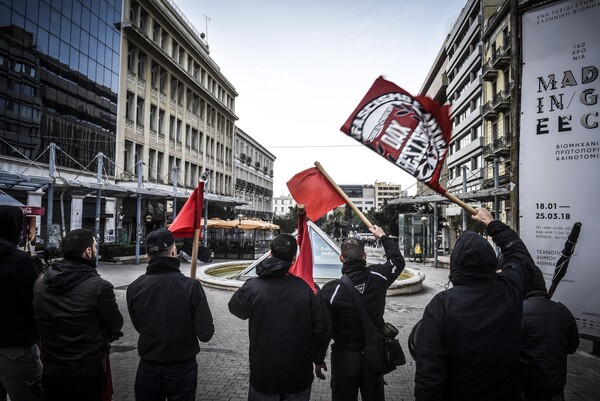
[341,76,452,195]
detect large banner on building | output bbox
[520,0,600,339]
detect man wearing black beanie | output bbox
[0,205,43,401]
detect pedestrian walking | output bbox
[33,228,123,401]
[318,225,405,401]
[0,205,43,401]
[127,228,214,401]
[413,207,543,401]
[228,233,331,401]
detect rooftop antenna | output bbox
[203,14,211,39]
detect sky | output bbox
[177,0,466,196]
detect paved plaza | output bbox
[99,258,600,401]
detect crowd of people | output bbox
[0,204,579,401]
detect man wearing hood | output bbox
[413,207,542,401]
[228,233,331,401]
[33,228,123,401]
[0,206,42,401]
[519,278,579,401]
[319,225,405,401]
[127,228,214,401]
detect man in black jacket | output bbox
[0,206,42,401]
[33,228,123,401]
[414,207,540,401]
[318,225,405,401]
[229,233,331,401]
[520,286,579,401]
[127,228,214,401]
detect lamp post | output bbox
[201,171,210,247]
[54,177,69,238]
[421,216,428,264]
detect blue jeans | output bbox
[248,384,311,401]
[135,359,198,401]
[0,344,42,401]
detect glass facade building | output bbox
[0,0,122,174]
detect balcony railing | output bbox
[483,136,511,160]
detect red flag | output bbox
[341,76,452,195]
[289,211,317,293]
[168,182,204,238]
[286,167,346,222]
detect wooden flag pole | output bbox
[190,227,200,279]
[314,161,374,229]
[442,191,477,215]
[189,182,204,279]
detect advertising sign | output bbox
[520,0,600,339]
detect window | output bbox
[153,22,161,43]
[159,69,166,93]
[148,149,156,180]
[150,105,157,131]
[125,91,134,120]
[169,116,175,139]
[158,109,165,134]
[191,128,198,150]
[136,97,144,125]
[171,40,178,59]
[151,62,159,88]
[170,78,177,100]
[157,152,164,181]
[127,46,136,72]
[137,51,146,77]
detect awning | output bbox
[0,189,45,216]
[0,170,249,207]
[388,186,511,205]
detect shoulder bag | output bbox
[340,274,406,375]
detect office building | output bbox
[234,127,275,221]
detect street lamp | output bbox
[421,216,428,264]
[54,177,69,238]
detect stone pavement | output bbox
[99,258,600,401]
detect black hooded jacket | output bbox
[228,257,332,394]
[414,221,533,401]
[320,235,405,349]
[127,256,214,363]
[520,296,579,398]
[33,257,124,376]
[0,238,39,347]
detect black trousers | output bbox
[331,349,385,401]
[42,373,106,401]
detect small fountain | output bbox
[197,222,424,295]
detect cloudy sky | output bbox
[177,0,466,195]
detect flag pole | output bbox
[189,181,204,279]
[314,161,374,229]
[190,227,200,279]
[442,191,477,215]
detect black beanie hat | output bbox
[0,205,23,244]
[450,231,498,285]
